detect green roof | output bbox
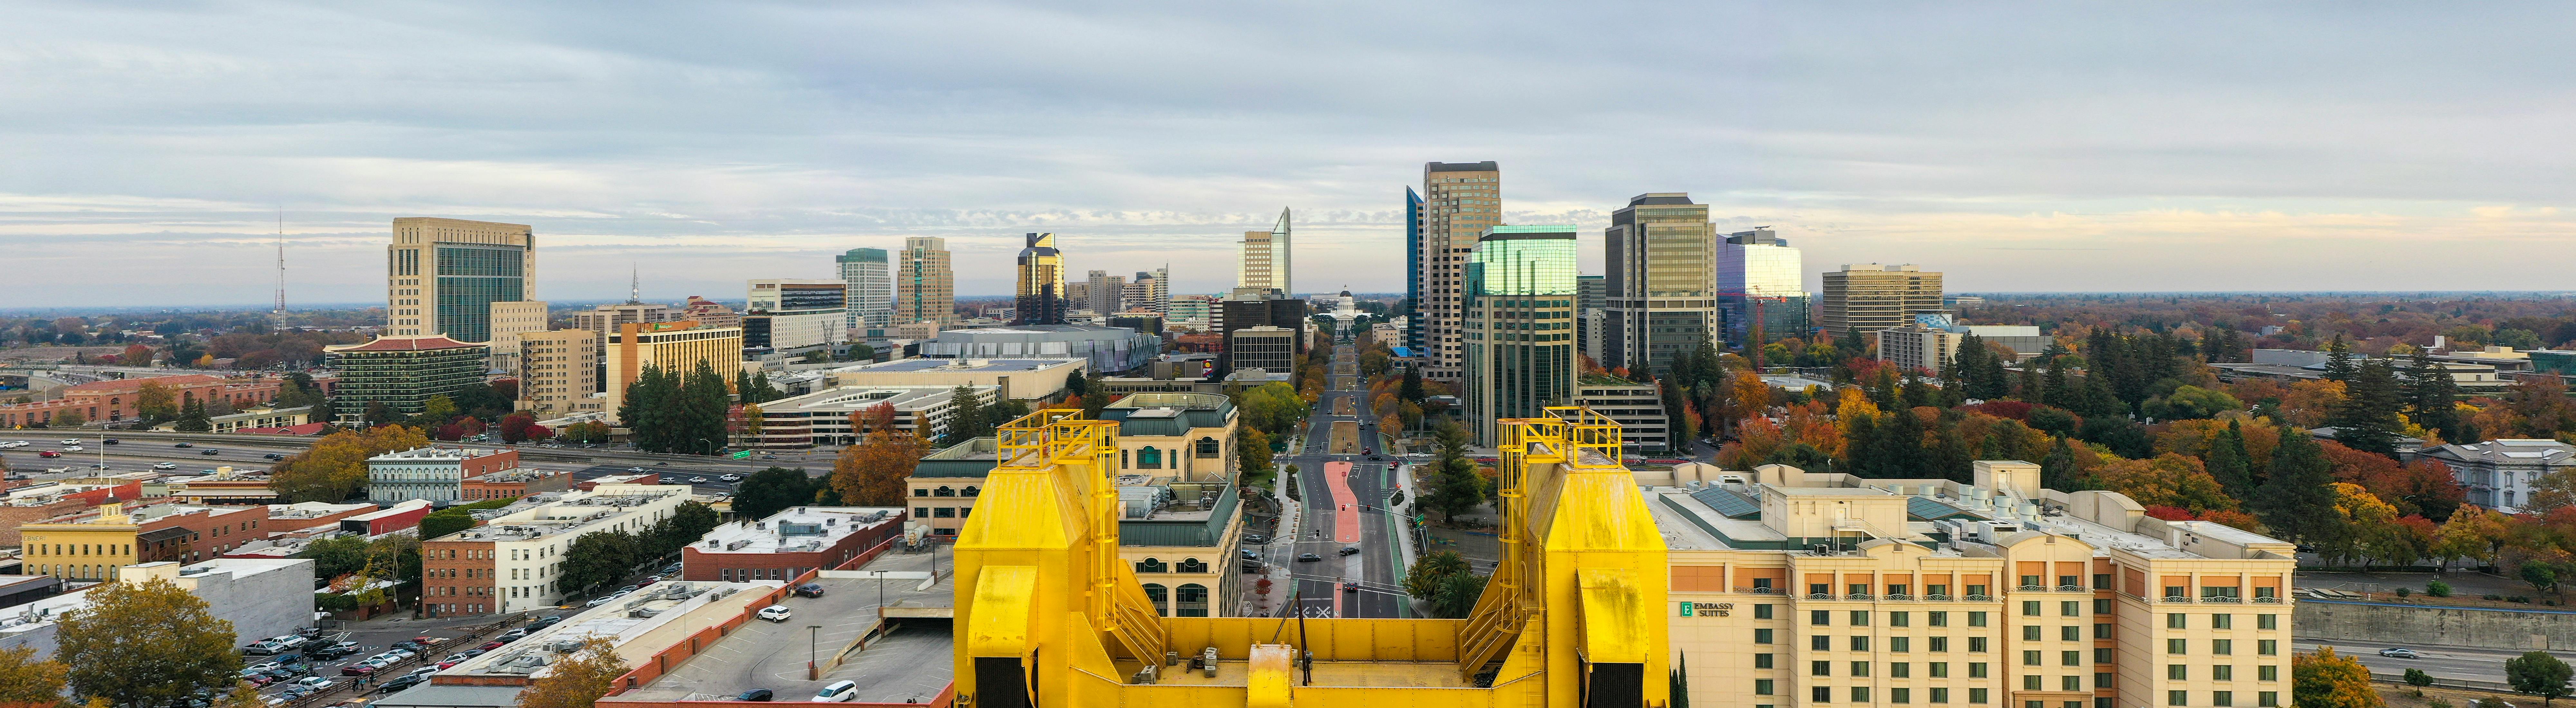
[915,437,1001,478]
[1580,373,1642,386]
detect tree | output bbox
[2332,359,2408,457]
[2531,468,2576,514]
[2091,454,2238,516]
[133,381,177,423]
[1399,369,1426,403]
[1237,428,1274,484]
[831,417,925,507]
[558,531,641,596]
[2252,429,2341,545]
[49,409,83,428]
[1403,551,1472,601]
[560,420,611,444]
[2206,420,2257,498]
[168,399,212,433]
[2143,385,2241,421]
[2293,647,2384,708]
[0,645,66,706]
[942,385,992,445]
[2323,334,2357,382]
[57,576,241,708]
[517,637,626,708]
[1429,572,1488,619]
[497,411,541,443]
[270,425,430,502]
[2506,651,2575,707]
[2408,348,2468,443]
[418,507,476,541]
[734,467,823,521]
[1421,422,1488,523]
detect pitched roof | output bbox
[329,336,484,352]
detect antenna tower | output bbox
[272,210,287,317]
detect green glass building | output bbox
[1465,225,1579,445]
[324,336,492,423]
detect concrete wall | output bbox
[193,560,319,646]
[2297,599,2576,651]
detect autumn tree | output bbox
[2090,453,2237,517]
[1237,428,1274,485]
[517,637,626,708]
[132,381,177,423]
[2293,647,2383,708]
[0,645,66,706]
[270,425,430,502]
[57,576,241,708]
[831,412,926,507]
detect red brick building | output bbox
[0,374,285,427]
[681,507,905,583]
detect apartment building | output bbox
[838,247,894,336]
[1648,461,2296,708]
[421,484,693,616]
[516,329,600,417]
[897,237,955,325]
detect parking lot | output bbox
[617,553,953,704]
[234,612,530,706]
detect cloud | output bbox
[1,2,2572,306]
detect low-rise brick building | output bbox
[0,374,284,427]
[680,506,905,583]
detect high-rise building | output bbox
[1238,208,1291,294]
[484,300,550,375]
[1717,227,1812,345]
[1603,193,1718,376]
[896,237,954,325]
[1169,294,1217,325]
[1218,288,1308,372]
[1577,274,1606,363]
[1085,270,1125,314]
[602,321,744,418]
[1463,225,1579,445]
[1124,268,1168,314]
[1412,162,1501,382]
[385,218,535,344]
[1226,326,1298,374]
[743,279,848,350]
[837,248,893,337]
[1822,264,1944,343]
[571,302,676,340]
[1014,233,1067,326]
[514,329,600,417]
[324,336,492,424]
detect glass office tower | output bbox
[1464,225,1579,445]
[1717,228,1812,345]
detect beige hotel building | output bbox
[1648,461,2295,708]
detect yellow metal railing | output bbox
[1543,406,1623,467]
[995,407,1096,469]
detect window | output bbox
[1969,611,1988,627]
[2165,585,2187,600]
[2215,665,2234,681]
[1853,610,1872,626]
[1852,583,1871,597]
[2024,626,2042,641]
[933,507,955,517]
[1814,687,1834,703]
[2022,601,2042,616]
[1813,610,1832,625]
[2259,665,2278,681]
[2213,614,2234,629]
[2095,573,2113,590]
[1930,662,1950,678]
[1755,653,1774,669]
[1929,584,1950,597]
[2061,626,2082,641]
[1136,558,1167,573]
[1890,584,1910,597]
[1893,637,1911,652]
[1970,688,1989,704]
[2214,639,2234,656]
[1812,583,1833,596]
[1813,636,1833,651]
[1141,583,1168,614]
[1813,660,1834,676]
[1755,628,1775,644]
[1851,661,1871,677]
[2062,601,2082,617]
[2095,648,2115,664]
[2168,613,2187,629]
[2022,574,2043,589]
[1894,687,1912,704]
[2168,638,2187,655]
[1969,637,1988,653]
[1931,611,1949,627]
[1893,662,1911,678]
[1893,611,1911,627]
[2096,673,2114,688]
[2213,692,2233,707]
[915,507,931,517]
[1969,662,1989,678]
[2063,651,2082,666]
[1852,687,1872,703]
[1851,636,1871,651]
[912,489,928,497]
[2062,675,2084,691]
[2258,640,2278,656]
[1756,604,1775,620]
[2023,651,2041,666]
[2260,692,2279,707]
[2095,599,2112,615]
[1932,687,1951,704]
[1177,558,1208,573]
[2169,664,2187,680]
[1967,584,1989,598]
[2170,691,2189,706]
[1175,584,1209,617]
[1931,637,1950,652]
[2258,614,2277,630]
[1755,679,1775,695]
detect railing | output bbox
[1883,593,1914,601]
[1735,587,1780,595]
[2017,584,2048,592]
[2057,585,2089,593]
[1846,592,1875,601]
[1961,594,1993,602]
[1806,593,1837,601]
[2251,596,2284,604]
[1922,593,1952,602]
[2161,596,2194,604]
[2202,595,2243,604]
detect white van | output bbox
[757,605,793,622]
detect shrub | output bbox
[2509,595,2531,603]
[2428,699,2451,708]
[2404,668,2434,686]
[2485,593,2504,600]
[2427,580,2452,597]
[2396,587,2412,597]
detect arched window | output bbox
[962,486,980,497]
[1138,446,1162,469]
[1175,583,1209,617]
[935,486,955,497]
[1177,557,1207,574]
[1195,437,1220,458]
[1141,583,1170,616]
[1135,557,1166,573]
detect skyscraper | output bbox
[1014,232,1067,326]
[1464,225,1578,445]
[1822,264,1944,343]
[385,217,535,343]
[1238,208,1291,293]
[1413,161,1501,382]
[896,237,954,325]
[837,247,893,337]
[1576,274,1606,363]
[1716,228,1812,345]
[1603,193,1718,376]
[1086,270,1125,314]
[1124,268,1168,314]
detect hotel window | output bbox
[2213,614,2234,629]
[2061,626,2082,641]
[1754,629,1774,644]
[1894,688,1911,704]
[1892,637,1911,653]
[2169,665,2187,680]
[1931,637,1949,652]
[2095,599,2112,614]
[2258,640,2278,656]
[2168,638,2187,655]
[2260,693,2279,707]
[1931,662,1949,677]
[2062,601,2081,617]
[1852,611,1871,626]
[1755,679,1775,695]
[2024,626,2042,641]
[1930,611,1949,627]
[1852,687,1872,703]
[1892,611,1910,627]
[2022,601,2041,616]
[2215,665,2234,681]
[1852,637,1870,651]
[1969,662,1989,678]
[1851,661,1871,677]
[2095,623,2113,638]
[2062,676,2084,691]
[2259,665,2278,681]
[1932,688,1950,704]
[1969,611,1988,627]
[1969,637,1988,653]
[1970,688,1989,704]
[1756,604,1775,619]
[2169,692,2188,706]
[2022,651,2041,666]
[1755,654,1774,669]
[1814,687,1833,703]
[1892,662,1910,678]
[2258,614,2277,630]
[1813,610,1832,626]
[2214,639,2233,656]
[1813,636,1832,651]
[2063,651,2081,666]
[1812,661,1832,676]
[2168,613,2187,629]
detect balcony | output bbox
[1846,592,1875,601]
[1736,587,1781,595]
[2201,595,2244,604]
[1883,593,1914,601]
[2160,596,2194,604]
[2251,596,2285,604]
[2018,584,2048,592]
[1806,593,1837,601]
[2057,585,2089,593]
[1922,593,1952,602]
[1961,594,1993,602]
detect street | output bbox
[2293,639,2567,685]
[1275,340,1411,618]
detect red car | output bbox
[478,641,505,651]
[37,451,59,458]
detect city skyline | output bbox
[7,3,2576,309]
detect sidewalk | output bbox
[1237,474,1303,618]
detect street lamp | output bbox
[807,624,822,680]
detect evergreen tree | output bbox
[2331,359,2407,457]
[1658,380,1691,444]
[173,400,212,433]
[1839,413,1878,474]
[2322,334,2356,382]
[2041,344,2074,407]
[684,360,733,454]
[2405,348,2467,443]
[943,385,991,445]
[2070,375,2129,419]
[2039,436,2085,490]
[1931,423,1973,481]
[618,364,672,452]
[2014,363,2043,401]
[1865,406,1926,478]
[1399,369,1425,402]
[1900,370,1937,409]
[2206,419,2256,497]
[2252,430,2341,545]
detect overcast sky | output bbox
[5,2,2572,308]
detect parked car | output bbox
[339,664,380,677]
[793,583,825,598]
[243,640,283,655]
[619,584,639,594]
[2379,647,2420,658]
[532,615,565,628]
[758,605,793,622]
[809,680,858,702]
[638,576,661,587]
[585,595,616,607]
[1244,534,1268,544]
[735,688,774,702]
[497,629,528,642]
[477,641,505,651]
[295,677,335,692]
[1239,550,1259,560]
[376,674,426,693]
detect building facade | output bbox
[1125,268,1169,315]
[515,329,601,417]
[571,302,677,340]
[1014,232,1067,326]
[1227,327,1297,375]
[914,325,1154,375]
[602,322,744,418]
[1170,294,1217,325]
[744,278,848,350]
[421,484,691,616]
[323,336,491,424]
[1464,225,1579,445]
[837,248,893,337]
[1823,264,1945,343]
[485,300,550,373]
[2421,439,2576,512]
[385,217,535,343]
[1086,270,1126,315]
[1218,289,1308,371]
[897,237,955,325]
[366,447,522,505]
[1574,373,1671,452]
[682,507,906,583]
[22,502,274,581]
[1238,208,1292,294]
[1411,161,1501,383]
[1102,393,1238,483]
[678,296,739,330]
[734,384,998,448]
[1718,228,1812,345]
[1604,193,1719,376]
[0,374,282,428]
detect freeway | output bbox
[0,429,841,496]
[2295,639,2573,685]
[1279,340,1411,618]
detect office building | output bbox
[421,483,692,616]
[1648,461,2298,708]
[1108,313,1164,335]
[1410,162,1500,382]
[1718,227,1813,345]
[1218,289,1308,372]
[1012,232,1068,325]
[571,301,676,340]
[1463,225,1579,445]
[484,300,549,374]
[1238,208,1291,293]
[0,374,281,428]
[366,447,524,505]
[1577,274,1607,362]
[1169,294,1216,325]
[826,357,1087,402]
[1126,268,1169,315]
[22,502,277,581]
[602,322,744,418]
[915,324,1157,375]
[837,248,894,337]
[1823,264,1944,343]
[1604,193,1719,376]
[1227,326,1297,374]
[515,329,601,417]
[385,218,535,344]
[743,279,848,350]
[324,336,491,424]
[1087,270,1127,315]
[1574,373,1670,452]
[733,384,998,448]
[681,507,906,583]
[2421,439,2576,513]
[1878,314,2050,377]
[895,237,954,325]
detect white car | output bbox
[809,680,857,702]
[719,474,742,482]
[61,446,81,453]
[59,439,79,446]
[153,462,178,470]
[757,605,793,622]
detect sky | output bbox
[4,2,2573,309]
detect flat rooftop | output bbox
[692,507,901,555]
[834,358,1077,373]
[614,550,955,704]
